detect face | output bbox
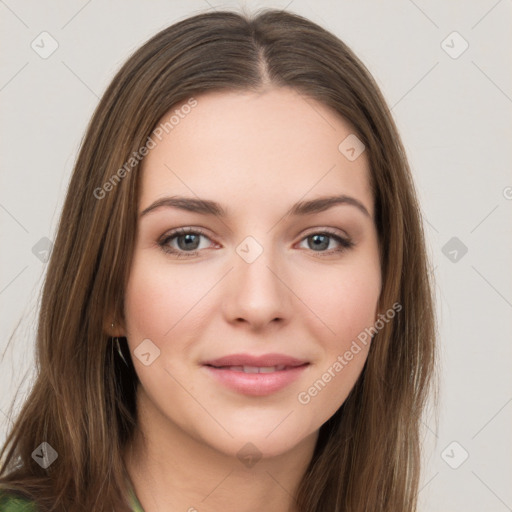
[121,87,381,460]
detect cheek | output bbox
[124,267,168,341]
[301,259,381,346]
[337,273,380,337]
[293,257,380,411]
[123,254,202,341]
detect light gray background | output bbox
[1,1,511,511]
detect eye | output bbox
[158,227,215,258]
[158,227,354,259]
[297,229,354,256]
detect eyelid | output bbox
[300,226,350,240]
[295,228,354,254]
[158,226,214,248]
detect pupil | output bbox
[179,234,199,250]
[310,234,328,251]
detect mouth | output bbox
[202,352,309,368]
[204,363,308,373]
[201,354,310,396]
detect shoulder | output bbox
[0,490,38,512]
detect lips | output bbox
[201,353,310,396]
[214,365,289,373]
[202,353,308,368]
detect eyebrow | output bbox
[140,194,371,219]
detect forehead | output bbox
[139,87,373,218]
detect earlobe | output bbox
[105,319,126,338]
[104,304,127,337]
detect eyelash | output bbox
[158,227,354,259]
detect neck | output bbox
[124,388,318,512]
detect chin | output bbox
[201,417,316,461]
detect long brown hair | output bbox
[0,8,437,511]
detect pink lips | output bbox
[201,353,309,396]
[203,353,308,368]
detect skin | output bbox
[116,87,382,511]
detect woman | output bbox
[0,8,437,512]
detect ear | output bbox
[104,308,127,338]
[104,321,126,338]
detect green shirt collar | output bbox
[0,486,145,511]
[128,485,145,512]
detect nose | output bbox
[222,240,291,331]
